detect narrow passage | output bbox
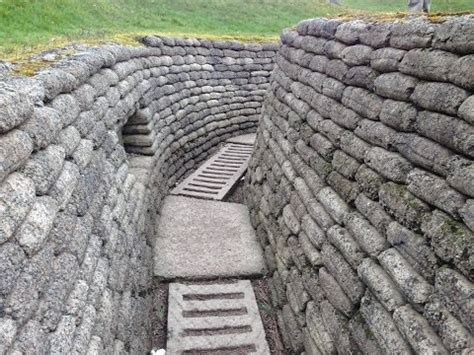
[153,135,272,354]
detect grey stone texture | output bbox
[154,195,266,279]
[0,129,33,183]
[167,281,269,354]
[226,132,256,145]
[0,36,276,353]
[244,16,474,355]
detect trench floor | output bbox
[152,134,282,354]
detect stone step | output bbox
[153,195,266,279]
[166,280,270,354]
[170,142,254,200]
[226,133,256,146]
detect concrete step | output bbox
[226,133,256,146]
[153,195,266,279]
[166,280,270,354]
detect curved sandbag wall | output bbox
[245,16,474,354]
[0,37,276,353]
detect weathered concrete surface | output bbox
[226,133,257,146]
[153,196,266,279]
[166,280,269,354]
[171,143,253,201]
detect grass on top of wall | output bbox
[0,0,472,63]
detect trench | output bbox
[0,14,473,355]
[150,181,284,353]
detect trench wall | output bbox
[245,16,474,354]
[0,37,276,353]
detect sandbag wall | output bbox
[0,37,276,354]
[245,16,473,354]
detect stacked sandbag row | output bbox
[132,36,277,202]
[245,16,473,354]
[122,36,276,158]
[0,37,276,354]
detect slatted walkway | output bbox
[170,136,255,200]
[153,134,270,354]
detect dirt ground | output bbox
[224,178,246,204]
[151,279,169,350]
[252,278,286,354]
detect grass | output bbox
[0,0,472,64]
[0,0,335,59]
[344,0,473,12]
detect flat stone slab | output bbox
[153,196,266,279]
[167,280,270,354]
[226,133,256,146]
